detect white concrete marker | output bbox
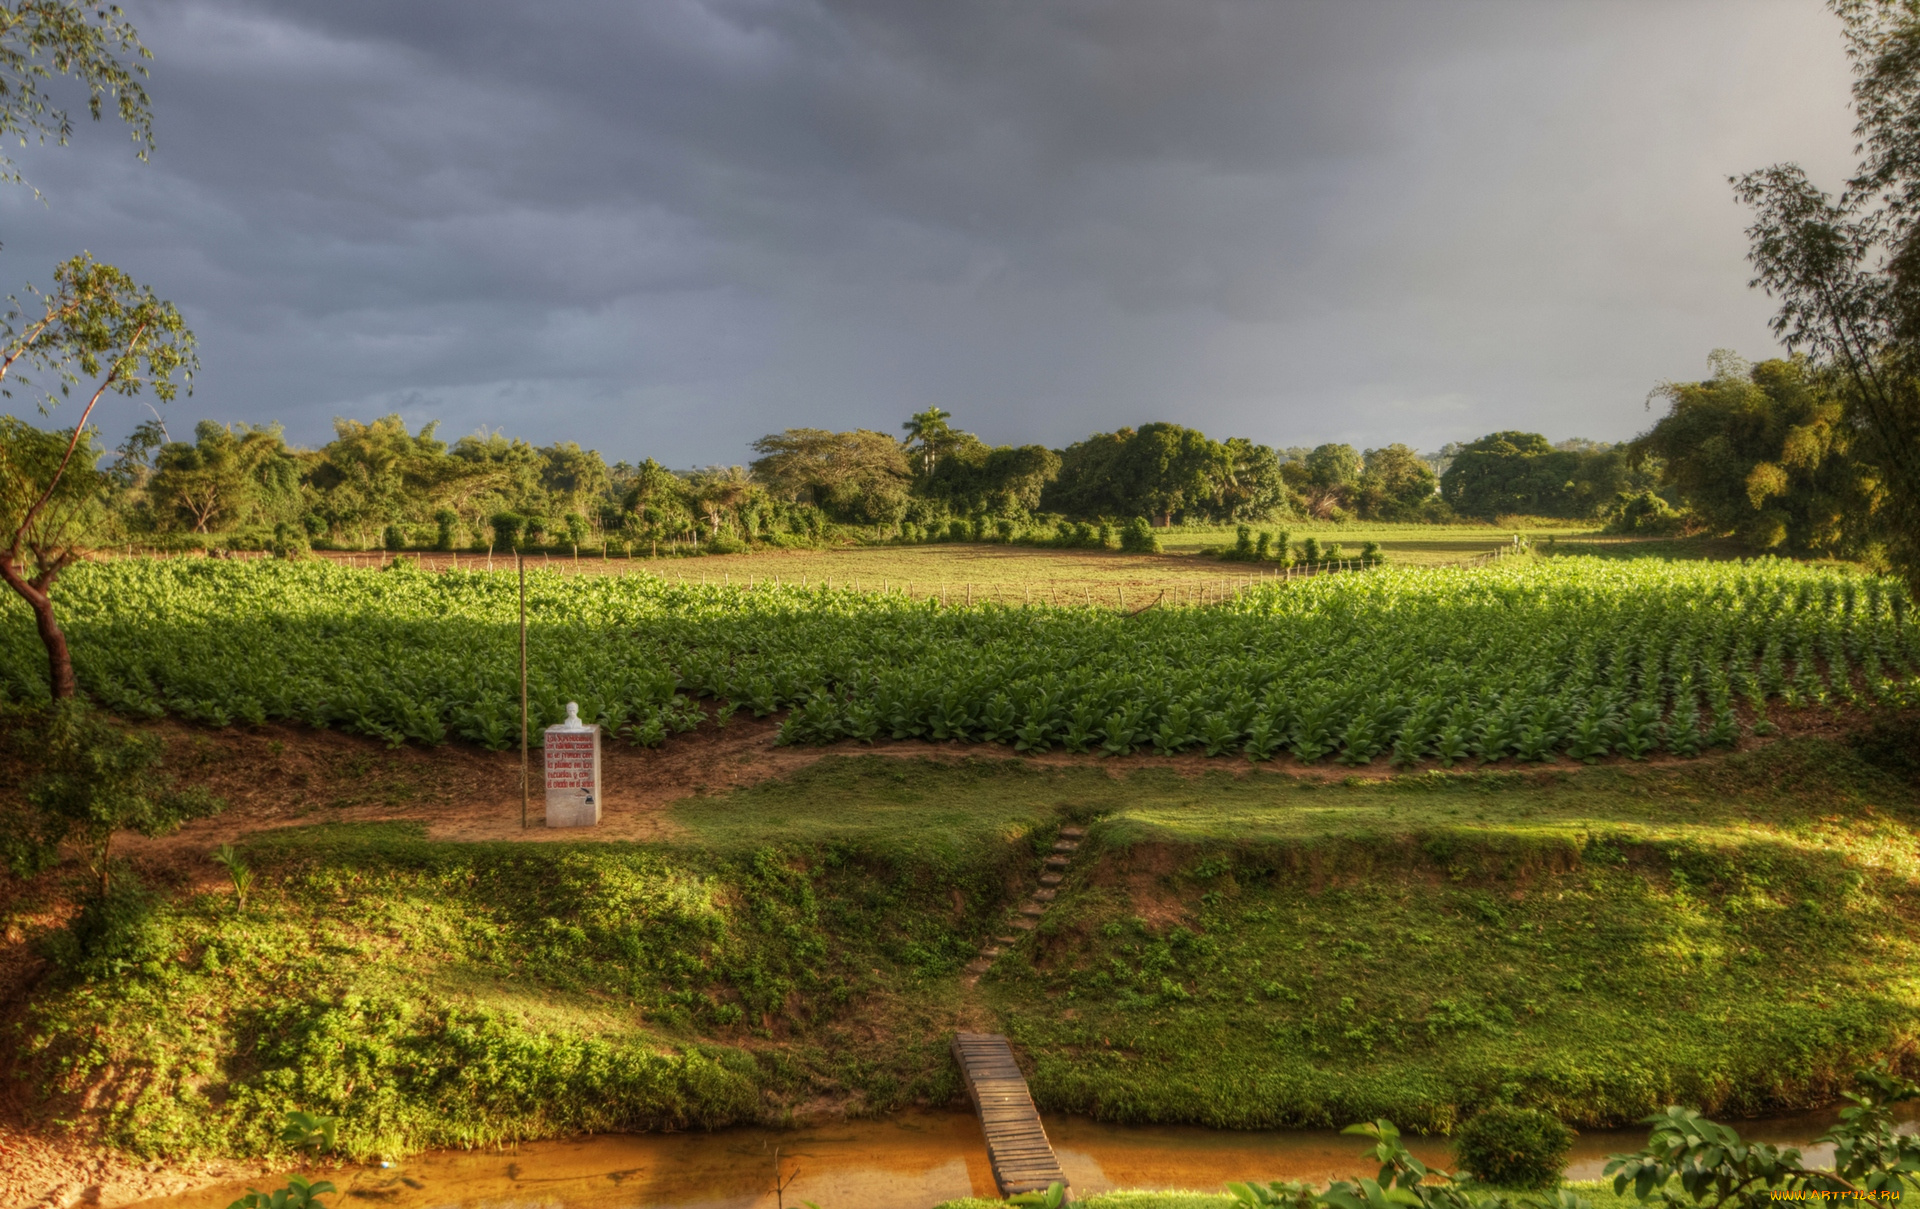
[543,702,601,827]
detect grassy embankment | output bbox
[9,730,1919,1178]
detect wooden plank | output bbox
[952,1032,1069,1199]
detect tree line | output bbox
[3,357,1902,568]
[40,405,1678,557]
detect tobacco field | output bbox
[1,556,1914,765]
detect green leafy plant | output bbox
[226,1174,335,1209]
[1455,1106,1573,1190]
[1604,1065,1920,1208]
[212,843,254,911]
[1232,1119,1587,1209]
[279,1109,339,1154]
[3,699,221,893]
[1009,1181,1067,1207]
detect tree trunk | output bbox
[0,559,76,698]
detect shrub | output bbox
[490,512,523,552]
[382,524,405,552]
[40,873,167,982]
[1301,537,1321,565]
[271,522,309,560]
[1454,1105,1572,1189]
[564,513,590,548]
[1604,490,1687,536]
[1120,517,1161,554]
[434,509,459,552]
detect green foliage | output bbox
[38,868,163,980]
[1455,1106,1573,1189]
[225,1174,335,1209]
[1355,445,1441,521]
[147,422,301,535]
[5,557,1914,768]
[1730,3,1920,594]
[270,522,309,560]
[1045,423,1277,525]
[1603,1066,1920,1207]
[488,511,522,552]
[278,1110,338,1154]
[750,427,912,526]
[0,0,154,185]
[1010,1182,1068,1207]
[2,699,220,888]
[1230,1118,1582,1209]
[17,812,1029,1158]
[1635,356,1871,556]
[1601,492,1687,538]
[213,843,254,911]
[1441,433,1643,521]
[1121,517,1162,553]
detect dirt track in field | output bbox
[74,696,1876,861]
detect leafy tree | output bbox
[3,699,219,893]
[616,456,694,544]
[311,416,487,547]
[488,511,523,551]
[0,1,154,194]
[688,464,755,537]
[1355,444,1438,519]
[900,405,963,476]
[146,420,301,533]
[1440,431,1590,519]
[1304,442,1361,490]
[0,254,193,698]
[1637,353,1875,553]
[921,437,1061,516]
[1728,0,1920,591]
[1279,443,1363,519]
[1046,422,1231,525]
[537,440,612,520]
[750,427,910,526]
[1220,437,1290,521]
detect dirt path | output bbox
[63,699,1875,863]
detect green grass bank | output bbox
[7,733,1919,1168]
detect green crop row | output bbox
[0,556,1913,764]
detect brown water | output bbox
[126,1104,1893,1209]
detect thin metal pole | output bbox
[519,550,529,830]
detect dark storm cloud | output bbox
[0,0,1860,463]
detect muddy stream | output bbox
[125,1103,1911,1209]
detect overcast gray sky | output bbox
[0,0,1860,465]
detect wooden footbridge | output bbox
[952,1032,1069,1199]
